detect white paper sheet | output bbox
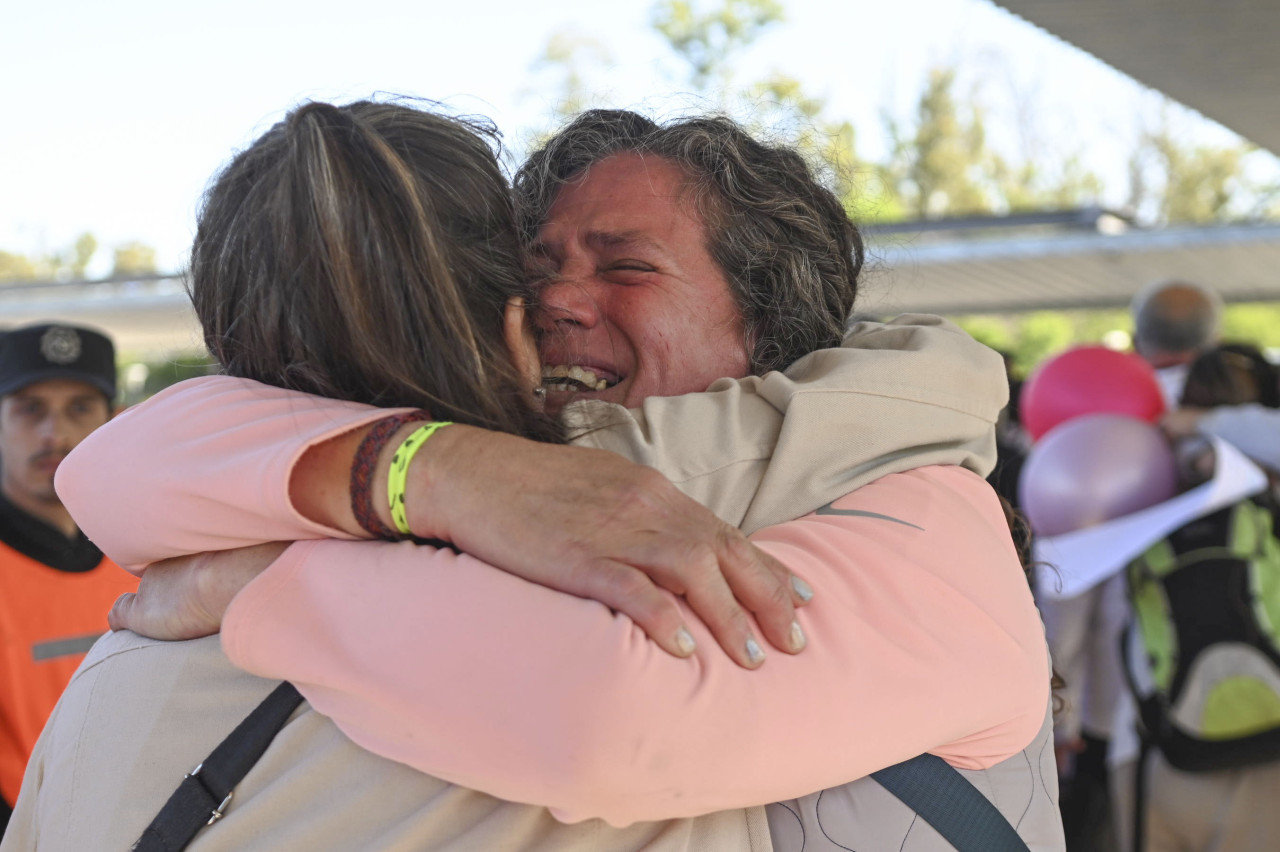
[1033,437,1269,599]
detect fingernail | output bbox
[789,620,806,651]
[745,635,765,665]
[675,627,696,656]
[791,575,814,603]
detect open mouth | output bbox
[541,364,619,393]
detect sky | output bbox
[1,0,1256,276]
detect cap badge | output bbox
[40,327,82,365]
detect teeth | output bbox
[541,364,612,391]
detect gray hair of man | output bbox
[1130,279,1224,365]
[513,109,864,375]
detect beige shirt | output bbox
[12,632,769,851]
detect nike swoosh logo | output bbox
[814,504,924,531]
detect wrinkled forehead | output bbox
[538,152,708,234]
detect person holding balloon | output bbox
[1018,340,1280,851]
[1017,346,1174,852]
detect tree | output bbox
[1127,105,1258,225]
[885,68,995,218]
[0,251,39,283]
[0,232,100,284]
[526,30,615,123]
[652,0,784,94]
[528,0,1263,234]
[649,1,899,220]
[112,242,158,277]
[69,233,98,278]
[990,152,1103,214]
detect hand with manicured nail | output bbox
[286,419,814,669]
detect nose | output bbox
[36,412,72,450]
[538,271,604,332]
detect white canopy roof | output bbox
[861,221,1280,317]
[990,0,1280,156]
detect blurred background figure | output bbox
[1022,343,1173,852]
[0,323,135,839]
[1110,342,1280,852]
[1174,344,1280,486]
[1039,548,1127,852]
[1161,344,1280,477]
[1131,279,1223,407]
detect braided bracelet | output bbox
[349,411,429,539]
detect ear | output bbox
[503,297,541,394]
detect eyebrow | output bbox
[584,230,664,254]
[530,229,666,259]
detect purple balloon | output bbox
[1019,414,1180,537]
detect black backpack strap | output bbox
[132,681,304,852]
[1131,738,1150,852]
[872,753,1030,852]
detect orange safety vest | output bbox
[0,539,137,805]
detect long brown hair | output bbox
[189,99,561,442]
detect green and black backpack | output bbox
[1122,492,1280,771]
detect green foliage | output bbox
[954,304,1280,378]
[953,309,1130,378]
[880,68,1107,220]
[0,251,40,283]
[1128,108,1259,225]
[522,0,1274,307]
[652,0,784,92]
[747,73,868,201]
[527,30,615,124]
[952,315,1017,357]
[886,68,994,218]
[526,1,1113,225]
[0,234,158,283]
[1222,303,1280,349]
[117,355,218,407]
[112,242,158,276]
[0,232,100,283]
[1011,312,1076,371]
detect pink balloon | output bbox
[1020,346,1165,440]
[1019,414,1179,537]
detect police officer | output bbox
[0,323,136,835]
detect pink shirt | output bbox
[57,377,1049,826]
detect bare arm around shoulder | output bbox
[58,313,1005,563]
[62,377,804,665]
[1164,403,1280,473]
[218,466,1049,825]
[62,313,1005,665]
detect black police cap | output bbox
[0,323,116,401]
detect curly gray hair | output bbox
[514,110,863,374]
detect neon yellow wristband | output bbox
[387,421,453,536]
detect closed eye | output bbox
[604,261,656,275]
